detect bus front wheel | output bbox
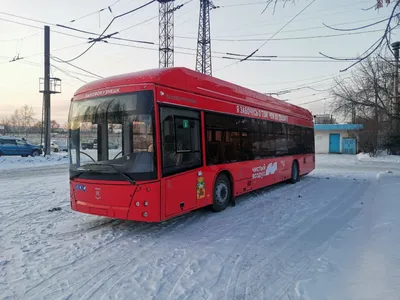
[212,174,231,212]
[290,160,299,184]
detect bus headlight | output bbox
[144,201,148,206]
[135,201,140,207]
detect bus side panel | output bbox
[299,154,315,175]
[208,155,312,199]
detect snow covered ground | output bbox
[0,153,69,170]
[1,154,400,300]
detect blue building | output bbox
[314,124,364,154]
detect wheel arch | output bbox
[213,169,234,198]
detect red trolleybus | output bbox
[68,67,315,222]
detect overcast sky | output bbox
[0,0,396,124]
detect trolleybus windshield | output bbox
[68,90,156,181]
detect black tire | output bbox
[21,155,28,157]
[290,161,299,184]
[31,150,40,157]
[212,174,231,212]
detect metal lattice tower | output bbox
[196,0,216,76]
[158,0,175,68]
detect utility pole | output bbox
[39,26,61,156]
[43,25,51,156]
[392,41,400,131]
[195,0,217,76]
[374,78,379,150]
[158,0,175,68]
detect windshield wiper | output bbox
[70,171,83,180]
[105,163,136,185]
[71,163,136,185]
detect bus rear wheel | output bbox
[290,161,299,184]
[212,174,231,212]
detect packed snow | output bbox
[0,153,69,170]
[356,151,400,163]
[0,154,399,300]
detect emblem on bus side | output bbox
[95,188,101,200]
[196,176,206,200]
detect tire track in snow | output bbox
[274,181,379,300]
[21,210,211,299]
[226,177,326,299]
[241,180,370,299]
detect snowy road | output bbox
[1,155,400,300]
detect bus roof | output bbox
[74,67,313,120]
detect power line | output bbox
[268,77,348,94]
[51,56,103,78]
[0,17,88,40]
[0,32,38,43]
[56,23,155,45]
[67,0,121,23]
[323,13,399,32]
[219,1,267,8]
[295,97,332,106]
[51,64,88,84]
[189,0,372,35]
[177,29,384,42]
[58,0,156,63]
[118,15,158,33]
[245,73,342,87]
[321,0,400,72]
[215,0,317,72]
[241,0,316,56]
[0,11,57,26]
[210,16,390,38]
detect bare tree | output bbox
[19,105,36,131]
[262,1,400,71]
[330,54,398,154]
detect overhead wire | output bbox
[58,0,156,63]
[51,64,88,84]
[51,56,103,78]
[214,0,317,72]
[188,0,372,35]
[322,13,400,32]
[67,0,121,23]
[0,17,88,40]
[209,15,392,38]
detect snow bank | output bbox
[357,151,400,163]
[0,153,69,170]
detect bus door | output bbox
[159,106,204,217]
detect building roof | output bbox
[314,124,363,131]
[73,67,313,121]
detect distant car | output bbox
[40,141,61,152]
[0,136,42,157]
[81,139,118,150]
[108,142,119,149]
[52,140,68,152]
